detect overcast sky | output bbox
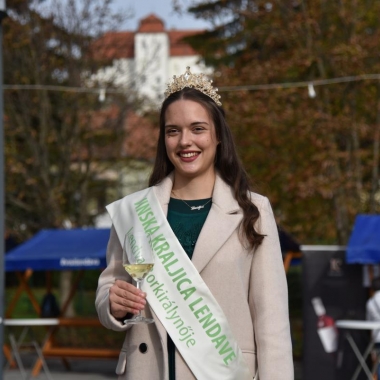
[113,0,210,30]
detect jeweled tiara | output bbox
[164,66,222,106]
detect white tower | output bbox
[134,15,169,103]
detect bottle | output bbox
[311,297,338,353]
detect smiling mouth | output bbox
[179,152,199,158]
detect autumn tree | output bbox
[3,0,134,239]
[176,0,380,244]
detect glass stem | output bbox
[135,280,142,318]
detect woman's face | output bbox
[164,99,218,181]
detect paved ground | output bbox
[3,356,119,379]
[3,356,303,379]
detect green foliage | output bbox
[180,0,380,244]
[3,0,131,239]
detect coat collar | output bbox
[153,172,243,273]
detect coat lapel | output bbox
[149,173,242,340]
[153,174,174,216]
[153,173,243,274]
[192,175,243,273]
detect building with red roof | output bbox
[91,13,208,105]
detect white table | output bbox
[3,318,59,380]
[336,320,380,380]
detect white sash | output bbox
[107,187,253,380]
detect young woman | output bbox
[96,67,294,379]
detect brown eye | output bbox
[165,128,178,135]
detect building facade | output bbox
[93,14,209,105]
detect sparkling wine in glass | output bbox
[123,230,155,324]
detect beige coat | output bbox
[95,174,294,379]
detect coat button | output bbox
[139,343,148,353]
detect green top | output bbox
[167,197,212,260]
[166,196,212,380]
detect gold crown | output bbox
[164,66,222,106]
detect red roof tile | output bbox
[138,14,165,33]
[92,31,134,60]
[93,14,204,60]
[168,30,203,56]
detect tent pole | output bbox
[0,4,7,379]
[5,269,34,317]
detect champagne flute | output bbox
[123,230,155,324]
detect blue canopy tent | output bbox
[4,228,111,319]
[3,228,120,367]
[5,228,110,271]
[346,215,380,264]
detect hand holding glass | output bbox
[123,231,155,324]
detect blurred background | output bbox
[2,0,380,379]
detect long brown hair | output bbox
[149,88,264,249]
